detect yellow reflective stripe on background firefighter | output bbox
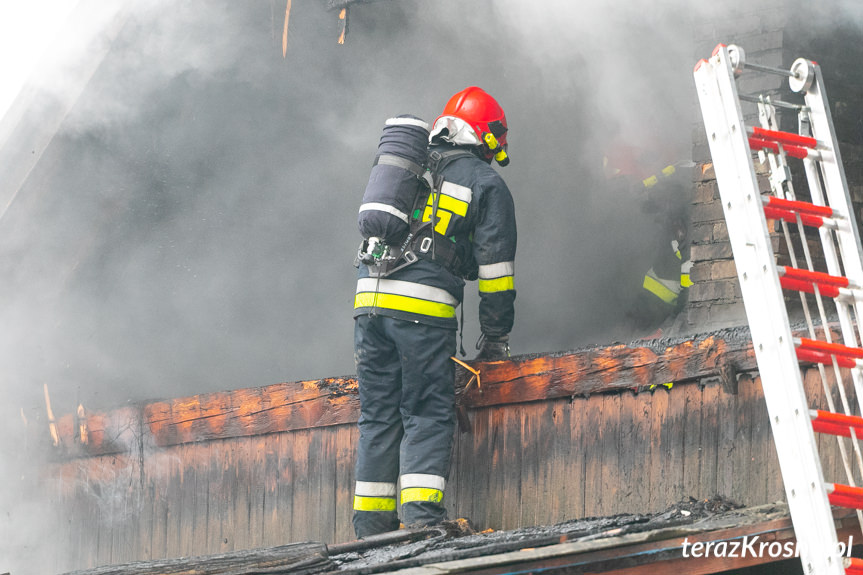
[478,261,515,293]
[400,473,445,505]
[355,278,458,318]
[680,259,693,288]
[353,481,397,512]
[643,268,681,304]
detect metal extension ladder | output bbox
[694,44,863,575]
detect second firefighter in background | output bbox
[352,87,517,537]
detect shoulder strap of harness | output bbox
[407,148,476,275]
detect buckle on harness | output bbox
[419,236,433,254]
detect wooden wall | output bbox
[44,333,858,572]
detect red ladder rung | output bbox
[764,206,825,228]
[828,483,863,509]
[781,266,850,287]
[749,136,813,160]
[750,126,819,149]
[846,557,863,575]
[811,409,863,438]
[763,196,834,217]
[797,338,863,359]
[796,348,857,369]
[780,277,840,298]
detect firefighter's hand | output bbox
[475,334,510,361]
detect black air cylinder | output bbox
[358,115,430,244]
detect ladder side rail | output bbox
[801,154,863,426]
[800,63,863,335]
[695,47,844,575]
[798,71,863,428]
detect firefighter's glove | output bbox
[475,333,510,361]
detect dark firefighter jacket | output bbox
[354,146,517,337]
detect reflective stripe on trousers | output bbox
[353,481,397,512]
[400,473,445,505]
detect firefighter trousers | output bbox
[352,314,457,538]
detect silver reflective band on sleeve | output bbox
[478,261,515,279]
[386,117,430,130]
[359,202,410,224]
[356,278,459,306]
[355,481,397,497]
[440,181,473,203]
[400,473,446,491]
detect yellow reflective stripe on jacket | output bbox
[353,495,397,512]
[680,273,693,288]
[355,278,458,318]
[425,192,469,217]
[401,487,444,505]
[354,292,456,318]
[478,261,515,293]
[643,272,680,305]
[479,276,515,293]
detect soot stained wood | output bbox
[54,334,757,456]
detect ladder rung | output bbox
[763,206,830,228]
[739,93,805,111]
[796,348,857,369]
[749,126,819,149]
[796,338,863,359]
[781,276,840,298]
[827,483,863,509]
[811,409,863,438]
[780,267,850,288]
[846,557,863,575]
[749,137,818,160]
[763,196,835,217]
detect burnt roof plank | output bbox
[53,331,761,457]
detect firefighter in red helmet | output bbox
[352,87,517,537]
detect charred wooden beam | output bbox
[54,330,760,456]
[456,332,756,408]
[319,505,860,575]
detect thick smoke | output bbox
[1,0,862,572]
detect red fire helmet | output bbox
[432,86,508,150]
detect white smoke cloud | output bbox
[2,0,863,572]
